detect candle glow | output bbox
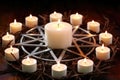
[6,32,9,37]
[54,11,56,14]
[30,14,32,18]
[14,19,17,24]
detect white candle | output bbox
[22,57,37,73]
[77,58,94,74]
[87,20,100,33]
[95,44,110,60]
[2,32,15,47]
[4,46,19,61]
[45,21,72,49]
[10,19,22,34]
[70,13,83,26]
[25,14,38,28]
[50,11,63,22]
[99,31,113,45]
[52,63,67,79]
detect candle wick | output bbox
[11,48,13,52]
[7,35,10,38]
[58,23,59,28]
[105,31,108,37]
[101,48,104,51]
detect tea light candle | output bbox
[4,46,19,61]
[95,44,110,60]
[77,58,94,74]
[52,63,67,79]
[99,31,113,45]
[70,13,83,26]
[2,32,15,47]
[50,11,63,22]
[22,57,37,73]
[45,21,72,49]
[25,14,38,28]
[87,20,100,33]
[10,19,22,34]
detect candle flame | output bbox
[10,45,13,49]
[57,61,60,65]
[26,56,31,64]
[14,19,17,24]
[6,32,9,36]
[26,56,30,61]
[54,11,57,14]
[10,45,14,53]
[105,31,108,34]
[76,12,78,16]
[83,58,87,63]
[105,31,108,37]
[101,44,104,50]
[92,20,94,23]
[30,14,32,18]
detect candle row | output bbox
[9,14,38,34]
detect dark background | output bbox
[0,0,120,27]
[0,0,120,80]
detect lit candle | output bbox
[25,14,38,28]
[50,11,63,22]
[95,44,110,60]
[2,32,15,47]
[99,31,113,45]
[87,20,100,33]
[52,62,67,79]
[10,19,22,34]
[77,58,94,73]
[70,13,83,26]
[45,21,72,49]
[4,46,19,61]
[22,57,37,73]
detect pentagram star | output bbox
[15,26,98,62]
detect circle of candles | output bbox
[22,57,37,73]
[70,13,83,26]
[10,19,22,34]
[50,11,63,22]
[87,20,100,33]
[2,32,15,47]
[99,31,113,45]
[77,58,94,74]
[45,21,72,49]
[4,46,19,61]
[95,44,110,60]
[25,14,38,28]
[52,63,67,79]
